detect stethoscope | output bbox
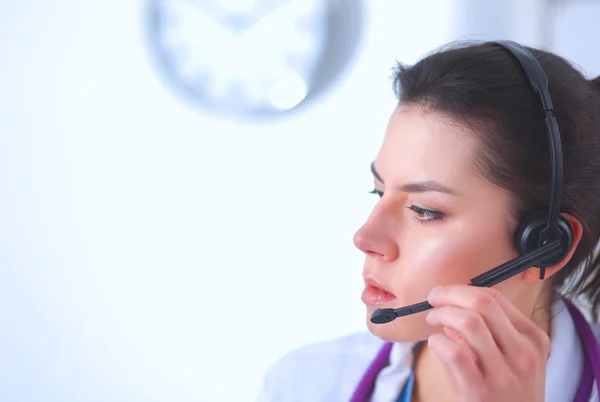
[350,299,600,402]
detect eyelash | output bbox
[369,189,445,224]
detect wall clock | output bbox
[145,0,364,120]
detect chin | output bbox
[365,310,431,343]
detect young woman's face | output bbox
[354,106,520,342]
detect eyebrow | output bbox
[370,162,458,195]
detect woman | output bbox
[254,40,600,402]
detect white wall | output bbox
[551,0,600,77]
[1,1,598,401]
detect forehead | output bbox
[375,106,478,186]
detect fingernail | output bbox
[425,311,437,324]
[428,286,441,300]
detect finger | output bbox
[426,306,508,377]
[428,286,534,355]
[442,326,478,362]
[476,287,551,354]
[428,333,484,398]
[428,285,551,375]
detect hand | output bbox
[425,285,550,402]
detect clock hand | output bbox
[231,0,292,33]
[177,0,236,43]
[161,0,239,74]
[239,0,307,44]
[238,0,293,35]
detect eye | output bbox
[369,189,384,198]
[407,205,445,223]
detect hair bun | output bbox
[590,76,600,92]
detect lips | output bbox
[364,278,393,293]
[361,277,397,305]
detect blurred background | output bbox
[1,0,599,401]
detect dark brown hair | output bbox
[392,41,600,320]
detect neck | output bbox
[411,293,553,402]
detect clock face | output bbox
[145,0,363,119]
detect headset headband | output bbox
[492,40,563,244]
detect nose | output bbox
[353,212,399,262]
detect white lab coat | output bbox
[255,298,599,402]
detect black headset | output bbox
[371,40,574,324]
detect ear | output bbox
[521,212,584,282]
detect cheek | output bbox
[391,224,515,298]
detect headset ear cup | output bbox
[514,210,574,268]
[514,210,548,255]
